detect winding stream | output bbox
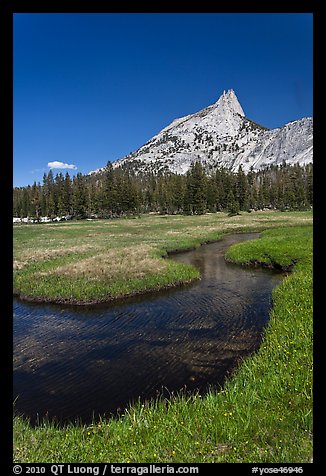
[13,233,283,424]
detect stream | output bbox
[13,233,283,424]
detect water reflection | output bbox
[13,233,282,424]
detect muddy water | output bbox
[13,233,282,424]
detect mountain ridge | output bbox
[90,89,313,176]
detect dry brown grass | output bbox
[37,244,166,282]
[13,244,96,271]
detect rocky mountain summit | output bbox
[94,89,313,176]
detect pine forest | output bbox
[13,162,313,221]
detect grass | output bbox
[13,211,313,462]
[225,226,312,271]
[13,210,312,305]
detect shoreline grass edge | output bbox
[13,211,312,306]
[13,222,313,463]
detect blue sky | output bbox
[13,13,313,187]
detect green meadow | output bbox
[13,211,313,462]
[14,211,311,305]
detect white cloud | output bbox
[48,161,77,170]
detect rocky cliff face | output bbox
[96,89,313,176]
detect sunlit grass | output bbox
[13,213,313,462]
[13,211,312,304]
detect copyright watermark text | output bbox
[12,465,199,476]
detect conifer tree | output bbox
[31,181,41,220]
[236,165,249,211]
[226,189,240,215]
[206,177,218,212]
[305,164,313,206]
[55,172,65,216]
[63,172,73,215]
[73,173,87,217]
[183,171,193,215]
[170,174,186,214]
[13,189,21,217]
[103,162,117,216]
[184,161,207,214]
[87,182,98,216]
[12,162,313,218]
[43,170,57,218]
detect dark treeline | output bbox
[13,161,313,220]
